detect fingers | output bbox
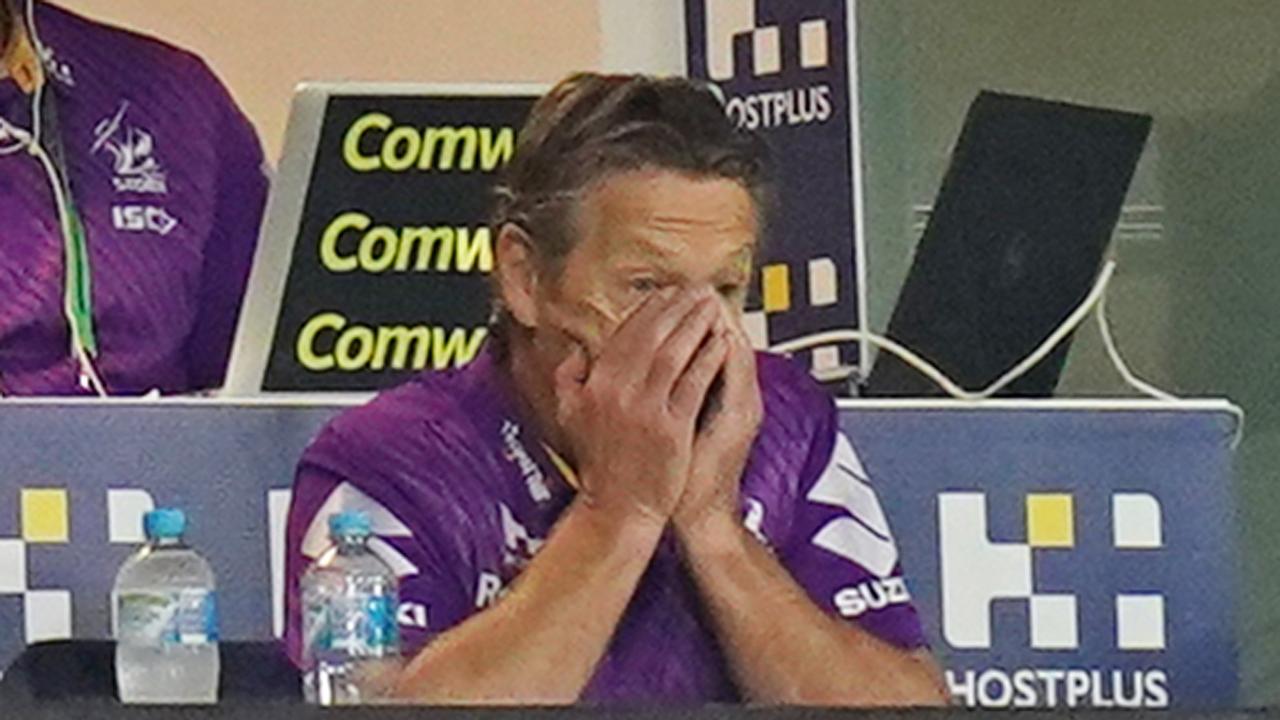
[719,325,762,422]
[601,288,708,377]
[691,321,761,439]
[644,296,721,394]
[669,329,730,422]
[723,322,756,382]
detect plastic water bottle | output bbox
[301,511,401,705]
[112,508,219,704]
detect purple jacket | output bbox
[0,2,266,394]
[284,347,927,704]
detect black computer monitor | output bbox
[865,91,1151,397]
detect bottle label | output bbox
[116,589,219,647]
[303,591,400,658]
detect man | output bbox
[284,73,947,705]
[0,0,267,395]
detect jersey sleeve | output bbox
[776,400,929,650]
[282,436,475,667]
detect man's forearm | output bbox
[678,516,949,706]
[393,499,663,704]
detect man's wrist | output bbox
[674,509,749,562]
[572,492,668,552]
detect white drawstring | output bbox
[0,0,109,397]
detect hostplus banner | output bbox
[847,405,1240,709]
[686,0,867,377]
[0,401,1239,709]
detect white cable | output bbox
[0,116,31,155]
[1095,285,1176,401]
[772,260,1173,403]
[770,256,1113,401]
[774,328,975,398]
[74,342,108,396]
[975,260,1116,398]
[1093,280,1244,448]
[29,139,108,398]
[16,0,107,397]
[0,133,99,397]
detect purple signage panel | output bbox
[686,0,867,378]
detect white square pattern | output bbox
[107,488,155,544]
[812,346,841,372]
[1113,493,1163,549]
[24,590,72,643]
[751,26,781,75]
[0,539,26,594]
[799,19,830,69]
[741,311,769,350]
[807,258,838,307]
[1029,594,1078,650]
[1116,594,1166,650]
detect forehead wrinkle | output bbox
[579,170,759,266]
[642,190,756,232]
[645,211,750,232]
[632,208,755,248]
[605,227,756,279]
[625,230,688,260]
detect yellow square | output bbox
[1026,494,1073,548]
[21,488,69,544]
[762,264,791,313]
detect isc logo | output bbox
[703,0,831,81]
[111,204,178,236]
[938,492,1166,652]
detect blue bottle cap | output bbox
[143,508,186,540]
[329,510,372,539]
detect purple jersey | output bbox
[0,2,267,395]
[284,347,926,703]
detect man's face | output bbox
[534,168,757,363]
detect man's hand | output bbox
[388,292,731,705]
[674,317,763,542]
[554,287,729,527]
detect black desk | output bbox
[2,642,1275,719]
[0,640,298,701]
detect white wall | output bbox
[597,1,686,74]
[53,0,602,161]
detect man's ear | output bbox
[495,223,542,329]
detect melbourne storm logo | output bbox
[92,101,168,195]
